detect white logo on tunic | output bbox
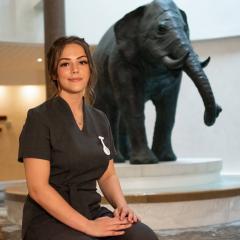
[98,136,111,155]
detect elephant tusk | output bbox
[162,52,189,70]
[200,56,211,68]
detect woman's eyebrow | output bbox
[59,56,87,61]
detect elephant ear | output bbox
[179,9,190,39]
[114,6,146,60]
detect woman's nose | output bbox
[71,62,79,73]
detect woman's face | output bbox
[56,43,90,95]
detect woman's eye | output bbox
[79,60,88,65]
[59,62,69,67]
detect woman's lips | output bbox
[68,78,82,82]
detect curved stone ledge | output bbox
[5,179,240,204]
[3,159,240,229]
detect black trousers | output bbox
[24,208,158,240]
[25,220,157,240]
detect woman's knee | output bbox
[123,222,158,240]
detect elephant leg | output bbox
[151,81,181,161]
[107,105,126,163]
[95,85,125,163]
[121,103,158,164]
[111,66,158,164]
[118,117,131,160]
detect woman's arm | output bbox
[98,160,127,208]
[24,158,131,237]
[98,160,139,223]
[24,158,90,230]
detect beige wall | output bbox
[0,85,46,180]
[0,43,94,181]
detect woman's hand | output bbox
[114,205,140,223]
[84,216,132,237]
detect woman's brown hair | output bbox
[47,36,97,105]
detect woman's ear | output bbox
[52,72,58,83]
[114,6,145,60]
[52,80,58,88]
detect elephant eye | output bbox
[157,24,168,34]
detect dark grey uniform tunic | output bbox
[18,96,117,239]
[18,96,158,240]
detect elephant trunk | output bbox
[183,51,221,126]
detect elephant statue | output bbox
[93,0,222,164]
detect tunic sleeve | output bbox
[18,109,51,162]
[103,114,117,161]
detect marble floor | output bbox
[1,206,240,240]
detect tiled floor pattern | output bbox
[155,221,240,239]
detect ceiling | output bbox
[0,42,45,85]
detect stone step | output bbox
[0,181,25,204]
[102,174,240,230]
[115,158,222,188]
[116,158,222,177]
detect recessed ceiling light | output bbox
[37,58,43,62]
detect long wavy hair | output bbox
[47,36,97,105]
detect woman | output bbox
[18,36,158,240]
